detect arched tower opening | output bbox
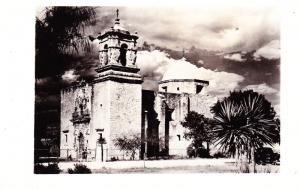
[103,44,108,65]
[119,43,128,66]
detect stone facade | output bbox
[150,79,210,157]
[60,12,142,161]
[60,11,211,161]
[159,79,208,94]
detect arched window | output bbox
[119,43,128,66]
[103,44,108,65]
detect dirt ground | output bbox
[58,158,279,173]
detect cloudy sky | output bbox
[36,5,280,114]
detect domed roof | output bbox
[113,23,127,31]
[161,58,203,81]
[112,9,128,32]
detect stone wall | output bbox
[60,83,92,159]
[60,87,76,158]
[91,81,111,150]
[154,92,191,157]
[108,81,142,159]
[189,93,216,118]
[158,80,207,94]
[153,89,214,157]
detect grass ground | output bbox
[92,164,239,173]
[57,158,279,173]
[91,164,279,174]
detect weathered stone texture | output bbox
[91,81,111,149]
[109,81,142,159]
[158,80,208,94]
[189,94,214,118]
[60,84,92,158]
[59,12,216,161]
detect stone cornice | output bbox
[97,30,138,41]
[158,79,209,86]
[95,65,140,74]
[92,75,143,84]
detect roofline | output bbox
[158,79,209,85]
[97,30,138,40]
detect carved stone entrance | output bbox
[70,85,91,161]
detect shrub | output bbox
[114,134,141,160]
[187,146,195,158]
[213,151,228,159]
[68,163,92,174]
[195,148,211,158]
[34,163,61,174]
[110,157,118,161]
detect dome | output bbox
[113,23,127,31]
[161,58,203,81]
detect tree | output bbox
[114,134,141,160]
[35,7,97,163]
[36,7,96,78]
[181,111,213,157]
[210,90,280,172]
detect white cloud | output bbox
[36,77,52,86]
[61,69,79,84]
[254,40,280,60]
[274,104,280,115]
[244,83,278,94]
[224,53,246,62]
[97,6,279,51]
[198,60,204,64]
[136,50,244,99]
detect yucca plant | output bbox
[211,90,280,172]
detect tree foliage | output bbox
[36,7,96,77]
[210,90,280,159]
[114,134,141,160]
[181,111,213,149]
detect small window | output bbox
[162,86,167,92]
[196,85,203,94]
[177,87,180,91]
[65,134,68,143]
[103,44,108,65]
[177,134,181,141]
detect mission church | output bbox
[60,10,212,161]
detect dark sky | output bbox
[35,6,280,114]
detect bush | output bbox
[213,151,228,159]
[34,163,61,174]
[110,157,118,161]
[195,148,211,158]
[68,163,92,174]
[187,146,196,158]
[114,134,141,160]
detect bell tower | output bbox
[91,9,142,160]
[97,9,138,68]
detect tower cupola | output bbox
[96,9,139,68]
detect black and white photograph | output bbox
[34,5,281,174]
[3,0,300,188]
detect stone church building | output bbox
[60,11,211,161]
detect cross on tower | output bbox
[116,9,119,19]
